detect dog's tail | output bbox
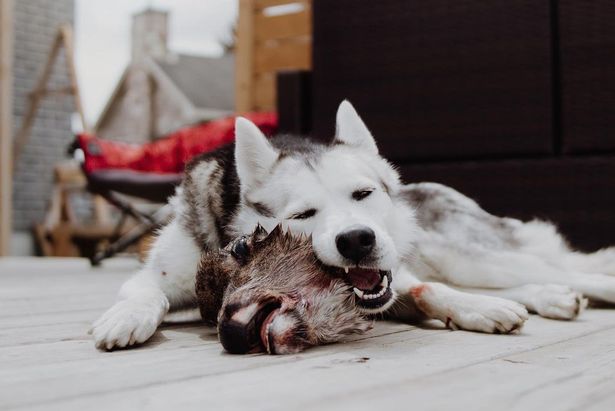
[565,247,615,276]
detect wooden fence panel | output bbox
[236,0,312,112]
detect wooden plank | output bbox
[0,0,13,256]
[312,323,615,411]
[255,8,311,43]
[254,39,311,74]
[236,0,312,111]
[10,311,615,411]
[59,25,88,132]
[255,0,310,10]
[235,0,256,112]
[0,323,431,409]
[5,258,615,411]
[253,73,276,110]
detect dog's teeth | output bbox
[344,267,349,274]
[353,287,364,298]
[381,276,389,288]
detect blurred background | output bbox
[1,0,614,263]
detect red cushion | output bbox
[77,112,278,174]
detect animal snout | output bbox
[335,225,376,264]
[218,299,280,354]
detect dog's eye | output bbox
[290,209,317,220]
[352,189,373,201]
[231,236,250,261]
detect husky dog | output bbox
[197,225,371,355]
[91,100,615,350]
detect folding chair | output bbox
[72,113,278,266]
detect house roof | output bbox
[156,53,234,111]
[95,52,235,133]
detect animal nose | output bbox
[218,318,255,354]
[335,226,376,264]
[218,300,280,354]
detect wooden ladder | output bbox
[12,24,88,167]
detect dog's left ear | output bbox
[334,100,378,154]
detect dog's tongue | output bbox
[347,268,381,290]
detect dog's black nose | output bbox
[336,226,376,264]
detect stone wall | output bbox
[12,0,75,232]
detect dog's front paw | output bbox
[447,295,529,334]
[530,285,587,320]
[90,296,169,351]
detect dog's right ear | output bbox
[235,117,278,191]
[334,100,378,154]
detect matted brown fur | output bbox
[195,225,372,354]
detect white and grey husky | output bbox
[92,100,615,350]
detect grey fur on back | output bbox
[403,182,521,250]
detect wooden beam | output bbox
[255,8,311,43]
[59,25,88,133]
[235,0,256,112]
[11,24,88,167]
[236,0,312,112]
[255,0,309,10]
[0,0,13,256]
[254,39,311,74]
[253,73,275,111]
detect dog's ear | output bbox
[334,100,378,154]
[235,117,278,191]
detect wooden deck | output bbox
[1,257,615,411]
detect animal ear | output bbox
[253,223,269,243]
[235,117,279,191]
[269,224,283,239]
[334,100,378,154]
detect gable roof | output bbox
[156,53,234,111]
[95,53,235,133]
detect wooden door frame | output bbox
[0,0,13,256]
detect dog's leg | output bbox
[90,219,202,350]
[454,285,587,320]
[392,270,528,333]
[419,244,615,305]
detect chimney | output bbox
[131,9,169,62]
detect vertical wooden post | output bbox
[59,25,88,133]
[0,0,13,256]
[235,0,255,113]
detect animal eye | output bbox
[231,236,250,261]
[352,189,373,201]
[291,209,317,220]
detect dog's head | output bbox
[197,225,371,355]
[232,101,417,314]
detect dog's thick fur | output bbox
[91,101,615,350]
[197,225,371,355]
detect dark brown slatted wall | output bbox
[559,1,615,153]
[400,157,615,251]
[312,0,554,162]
